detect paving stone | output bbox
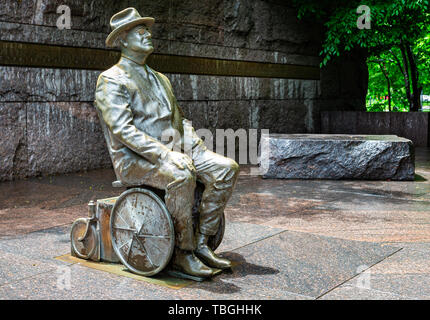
[216,221,283,252]
[0,263,184,300]
[382,242,430,254]
[0,250,58,287]
[195,230,400,298]
[359,248,430,299]
[319,284,418,300]
[230,187,430,243]
[0,204,85,238]
[186,277,314,300]
[1,149,430,299]
[0,226,71,264]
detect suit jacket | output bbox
[95,56,202,185]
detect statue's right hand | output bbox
[162,151,195,173]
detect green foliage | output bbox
[293,0,430,112]
[294,0,430,66]
[366,48,413,111]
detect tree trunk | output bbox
[400,42,413,111]
[378,60,391,111]
[406,44,421,111]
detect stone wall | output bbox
[0,0,367,181]
[321,111,429,147]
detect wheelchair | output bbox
[70,180,225,278]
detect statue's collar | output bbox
[121,54,147,67]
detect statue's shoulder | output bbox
[97,63,129,86]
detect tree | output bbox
[293,0,430,111]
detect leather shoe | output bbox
[172,248,215,278]
[194,232,232,269]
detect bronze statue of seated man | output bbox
[95,8,239,279]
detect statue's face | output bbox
[122,24,153,55]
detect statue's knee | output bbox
[227,159,240,180]
[230,160,240,174]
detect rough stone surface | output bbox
[321,111,430,147]
[0,102,111,181]
[169,74,320,101]
[26,102,111,177]
[260,134,415,180]
[0,67,319,103]
[0,22,320,66]
[0,0,322,55]
[0,67,100,102]
[179,99,316,133]
[0,103,27,181]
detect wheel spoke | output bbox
[144,237,164,255]
[113,226,137,232]
[117,213,131,229]
[118,238,132,251]
[126,238,134,262]
[125,198,133,212]
[136,234,170,239]
[134,235,156,268]
[112,191,173,273]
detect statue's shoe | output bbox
[195,233,232,269]
[171,249,215,278]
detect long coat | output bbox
[95,56,201,185]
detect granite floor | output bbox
[0,148,429,300]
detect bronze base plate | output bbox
[55,254,234,289]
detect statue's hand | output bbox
[163,151,195,173]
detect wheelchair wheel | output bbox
[71,218,98,260]
[110,188,175,276]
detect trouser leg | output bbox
[192,143,240,236]
[142,161,196,251]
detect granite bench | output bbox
[259,134,415,180]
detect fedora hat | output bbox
[106,8,155,47]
